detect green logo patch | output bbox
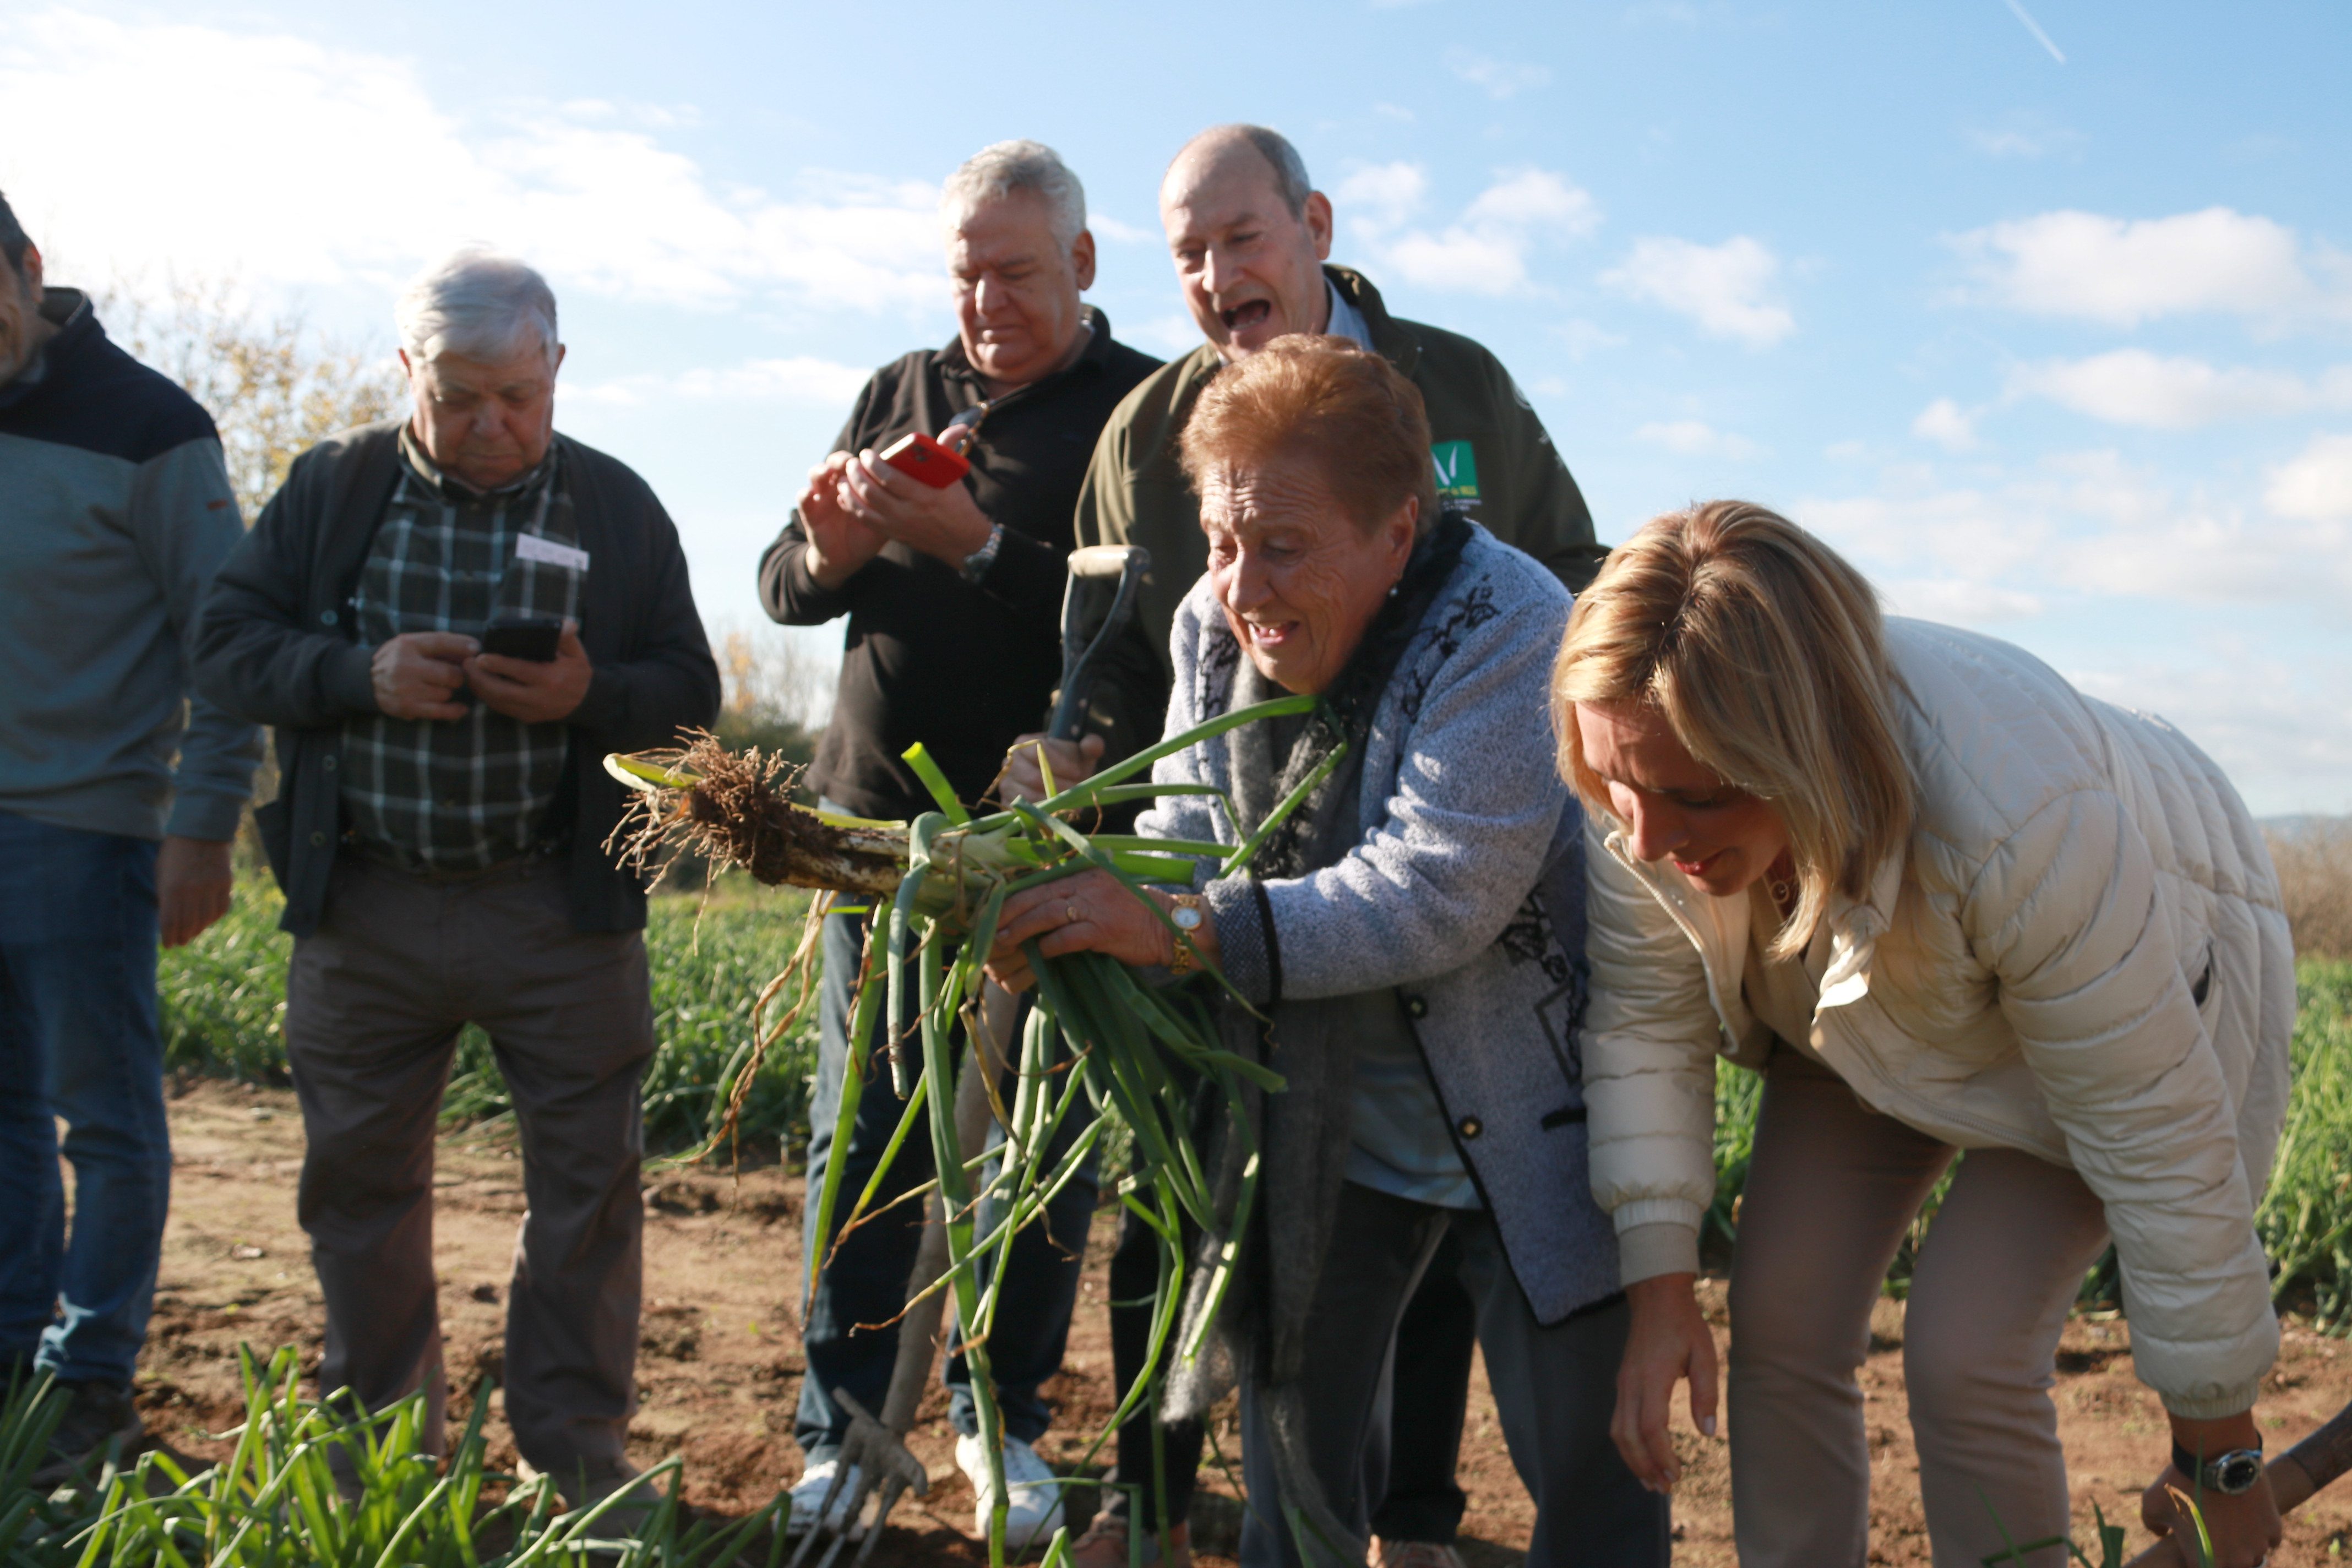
[1431,440,1480,505]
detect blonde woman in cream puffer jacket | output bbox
[1559,503,2294,1568]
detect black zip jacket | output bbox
[759,308,1159,821]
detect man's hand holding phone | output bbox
[373,631,478,720]
[839,439,993,568]
[467,618,592,724]
[801,451,888,590]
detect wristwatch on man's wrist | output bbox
[959,521,1005,584]
[1165,894,1207,976]
[2171,1441,2265,1495]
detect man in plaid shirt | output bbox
[196,249,719,1510]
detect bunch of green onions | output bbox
[606,695,1339,1565]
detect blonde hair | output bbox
[1551,500,1914,959]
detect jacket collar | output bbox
[1603,825,1909,1029]
[395,420,559,504]
[0,287,95,410]
[1326,265,1422,379]
[935,303,1117,397]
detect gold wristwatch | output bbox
[1166,894,1207,976]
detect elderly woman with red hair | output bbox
[988,339,1666,1568]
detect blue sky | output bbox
[5,0,2346,813]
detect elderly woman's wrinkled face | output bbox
[1576,700,1791,899]
[1200,455,1416,695]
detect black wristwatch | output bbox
[2172,1441,2265,1495]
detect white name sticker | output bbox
[516,533,590,571]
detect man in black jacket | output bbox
[759,140,1158,1545]
[195,249,718,1507]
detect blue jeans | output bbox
[797,896,1097,1458]
[0,810,169,1385]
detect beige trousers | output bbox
[284,855,655,1474]
[1728,1052,2111,1568]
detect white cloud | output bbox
[1338,166,1599,296]
[1131,314,1205,355]
[1803,449,2352,613]
[570,355,872,407]
[1882,578,2045,622]
[1969,129,2047,159]
[1964,113,2083,161]
[2066,648,2352,818]
[1089,214,1157,245]
[1554,319,1625,359]
[1334,162,1430,230]
[1913,398,1980,451]
[2267,433,2352,521]
[0,9,945,316]
[1602,235,1794,347]
[1447,49,1552,99]
[2008,352,2352,429]
[1634,420,1767,459]
[1465,170,1601,235]
[1950,207,2343,328]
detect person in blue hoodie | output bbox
[0,192,262,1485]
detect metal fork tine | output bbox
[786,1468,853,1568]
[850,1476,910,1568]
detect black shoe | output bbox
[28,1379,143,1489]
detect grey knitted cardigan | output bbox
[1137,525,1622,1359]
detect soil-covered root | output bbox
[606,732,907,896]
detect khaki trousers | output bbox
[1728,1053,2111,1568]
[284,855,654,1473]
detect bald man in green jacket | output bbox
[1061,123,1613,1568]
[1075,124,1606,693]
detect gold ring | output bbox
[1065,903,1081,926]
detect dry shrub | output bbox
[2267,819,2352,959]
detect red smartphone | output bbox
[879,431,971,488]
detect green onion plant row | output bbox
[606,697,1333,1566]
[0,1351,785,1567]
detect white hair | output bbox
[396,247,559,366]
[939,140,1087,249]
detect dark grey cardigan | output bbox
[193,419,720,937]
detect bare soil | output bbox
[140,1079,2352,1564]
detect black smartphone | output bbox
[481,616,563,662]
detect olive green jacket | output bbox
[1072,265,1607,689]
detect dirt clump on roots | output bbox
[610,732,902,897]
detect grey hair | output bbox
[940,140,1087,249]
[396,248,559,367]
[1182,124,1314,218]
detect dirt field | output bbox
[139,1079,2352,1564]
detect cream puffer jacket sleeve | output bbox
[1582,619,2295,1419]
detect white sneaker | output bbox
[786,1457,861,1537]
[956,1432,1065,1548]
